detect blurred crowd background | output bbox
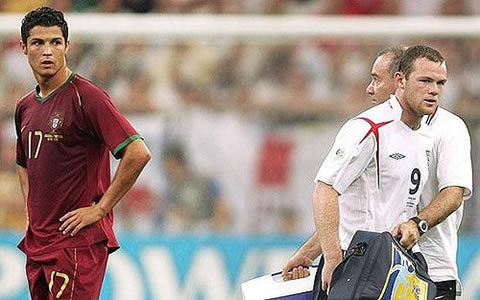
[1,0,480,237]
[4,0,480,15]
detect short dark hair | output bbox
[397,45,445,79]
[376,46,407,77]
[21,7,68,44]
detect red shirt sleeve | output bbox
[81,86,142,159]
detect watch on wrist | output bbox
[410,216,429,236]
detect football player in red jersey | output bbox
[15,7,151,299]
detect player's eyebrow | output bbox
[438,79,447,85]
[418,76,447,83]
[30,36,63,42]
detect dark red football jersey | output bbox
[15,73,142,257]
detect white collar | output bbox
[387,94,440,127]
[424,106,439,126]
[386,94,403,121]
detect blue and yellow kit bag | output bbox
[327,230,437,300]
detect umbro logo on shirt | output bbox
[389,153,405,160]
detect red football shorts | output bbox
[25,242,109,300]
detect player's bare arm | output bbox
[17,166,29,228]
[313,181,342,294]
[282,231,322,281]
[59,139,151,235]
[392,186,463,249]
[419,186,463,227]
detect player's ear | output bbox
[65,40,70,54]
[394,72,405,89]
[20,40,27,55]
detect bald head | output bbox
[366,46,406,104]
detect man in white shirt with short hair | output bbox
[282,47,408,286]
[316,45,446,296]
[283,45,469,300]
[388,54,472,299]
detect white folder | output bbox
[241,266,317,300]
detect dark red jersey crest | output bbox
[48,112,64,133]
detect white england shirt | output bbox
[418,107,472,284]
[315,96,432,250]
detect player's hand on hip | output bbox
[321,253,342,294]
[282,254,313,281]
[391,221,419,250]
[59,202,108,236]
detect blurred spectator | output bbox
[98,0,125,12]
[2,38,36,88]
[0,80,29,120]
[210,42,266,111]
[397,0,444,15]
[0,135,25,231]
[156,0,222,13]
[123,0,155,12]
[216,0,243,14]
[160,143,231,232]
[323,0,398,15]
[170,41,219,89]
[280,0,324,14]
[441,0,468,15]
[89,56,116,90]
[456,40,480,119]
[335,45,374,116]
[211,43,246,108]
[1,0,48,12]
[465,0,480,15]
[263,0,289,15]
[253,133,295,233]
[251,45,297,121]
[48,0,73,11]
[119,69,157,113]
[115,183,158,232]
[278,207,299,234]
[72,0,98,11]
